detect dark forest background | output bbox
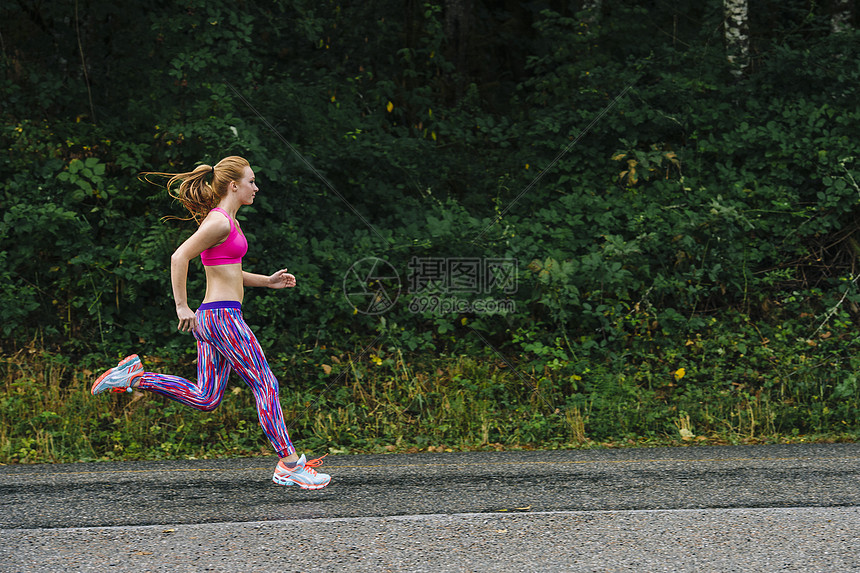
[2,1,860,462]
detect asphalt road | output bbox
[1,443,859,572]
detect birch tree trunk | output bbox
[831,0,854,33]
[724,0,750,79]
[582,0,602,26]
[580,0,602,38]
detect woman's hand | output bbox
[268,268,297,289]
[176,304,198,332]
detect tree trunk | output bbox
[831,0,854,33]
[444,0,472,83]
[581,0,602,36]
[724,0,750,79]
[582,0,602,24]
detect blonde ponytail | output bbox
[142,156,251,224]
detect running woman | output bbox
[92,156,330,490]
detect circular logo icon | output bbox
[343,257,401,315]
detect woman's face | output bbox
[234,166,258,205]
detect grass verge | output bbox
[2,331,858,464]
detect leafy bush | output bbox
[1,1,859,460]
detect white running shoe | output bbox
[91,354,143,395]
[273,454,331,489]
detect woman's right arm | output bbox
[171,251,198,332]
[170,215,229,332]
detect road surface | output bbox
[1,443,859,571]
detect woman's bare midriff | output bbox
[202,263,244,304]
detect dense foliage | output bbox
[2,0,859,461]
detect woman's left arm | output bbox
[243,268,296,289]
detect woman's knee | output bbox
[197,400,221,412]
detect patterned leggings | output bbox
[137,301,295,458]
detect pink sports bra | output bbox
[200,208,248,266]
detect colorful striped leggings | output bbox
[137,301,295,458]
